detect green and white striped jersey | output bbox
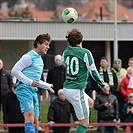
[62,46,105,89]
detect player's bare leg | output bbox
[23,111,35,133]
[88,96,94,108]
[34,117,39,133]
[76,118,89,133]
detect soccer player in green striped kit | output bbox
[62,28,107,133]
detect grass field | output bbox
[40,100,98,123]
[0,100,98,124]
[39,100,50,123]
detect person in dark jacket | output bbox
[121,93,133,130]
[0,59,13,126]
[6,87,25,133]
[46,55,66,103]
[47,89,78,133]
[94,83,119,133]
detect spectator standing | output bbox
[112,58,127,121]
[6,87,24,133]
[46,54,66,103]
[0,59,13,127]
[97,57,118,94]
[11,34,54,133]
[112,58,127,91]
[128,57,133,67]
[120,66,133,102]
[47,89,78,133]
[94,83,119,133]
[121,93,133,130]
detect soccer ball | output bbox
[62,7,78,24]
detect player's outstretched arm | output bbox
[84,51,105,88]
[49,86,55,94]
[11,54,33,85]
[100,82,109,90]
[38,80,54,93]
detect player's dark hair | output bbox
[66,28,83,46]
[33,33,51,48]
[100,57,108,61]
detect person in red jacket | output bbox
[120,66,133,102]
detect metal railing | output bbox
[0,123,133,133]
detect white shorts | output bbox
[63,88,89,120]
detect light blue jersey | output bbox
[22,50,44,82]
[16,50,44,116]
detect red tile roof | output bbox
[17,7,54,21]
[76,1,133,22]
[0,7,53,21]
[29,8,53,21]
[0,11,8,18]
[0,1,132,22]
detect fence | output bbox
[0,123,133,133]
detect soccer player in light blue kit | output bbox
[11,34,54,133]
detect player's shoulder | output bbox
[63,46,70,52]
[22,53,31,59]
[81,47,91,52]
[65,46,71,50]
[20,52,32,62]
[64,46,92,56]
[81,47,92,57]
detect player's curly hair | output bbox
[33,33,51,48]
[66,28,83,46]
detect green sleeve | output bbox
[84,51,105,87]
